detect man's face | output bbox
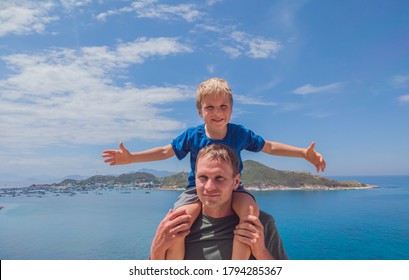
[195,155,240,217]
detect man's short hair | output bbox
[196,77,234,110]
[196,144,239,177]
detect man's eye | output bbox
[198,176,208,182]
[215,176,226,182]
[221,105,228,109]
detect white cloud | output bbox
[293,83,342,95]
[97,0,203,22]
[235,95,276,106]
[222,46,242,59]
[0,38,193,150]
[206,0,223,6]
[195,24,282,59]
[0,0,58,37]
[60,0,92,10]
[0,152,128,179]
[391,74,409,88]
[397,95,409,104]
[96,2,282,61]
[207,65,215,74]
[228,31,282,59]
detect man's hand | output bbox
[304,141,326,172]
[150,209,192,260]
[234,213,273,260]
[102,141,132,166]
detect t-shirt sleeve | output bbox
[242,126,265,152]
[171,129,190,160]
[260,212,288,260]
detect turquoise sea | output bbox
[0,176,408,260]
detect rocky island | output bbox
[0,160,377,198]
[157,160,377,191]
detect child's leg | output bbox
[231,191,260,260]
[165,201,201,260]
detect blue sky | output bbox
[1,0,409,184]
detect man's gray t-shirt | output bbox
[184,211,288,260]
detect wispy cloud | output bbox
[305,112,332,118]
[397,95,409,104]
[391,74,409,88]
[206,0,223,6]
[60,0,92,10]
[195,24,282,59]
[96,0,203,22]
[235,95,277,106]
[96,1,283,60]
[228,31,282,59]
[0,0,58,37]
[0,38,193,150]
[271,0,308,33]
[293,83,342,95]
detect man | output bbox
[150,144,288,260]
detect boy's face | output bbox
[199,94,232,131]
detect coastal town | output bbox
[0,180,159,198]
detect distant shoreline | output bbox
[150,184,379,191]
[0,183,379,199]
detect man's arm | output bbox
[234,214,274,260]
[234,211,288,260]
[150,209,191,260]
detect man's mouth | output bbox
[203,193,220,197]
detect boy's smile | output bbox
[199,94,232,139]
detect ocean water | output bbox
[0,176,408,260]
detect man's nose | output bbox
[204,179,217,191]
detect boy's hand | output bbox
[304,142,326,172]
[102,141,132,165]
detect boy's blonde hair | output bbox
[196,78,233,110]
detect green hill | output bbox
[55,160,373,190]
[241,160,368,190]
[159,172,189,189]
[59,172,158,186]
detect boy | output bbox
[102,78,326,259]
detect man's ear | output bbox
[232,174,240,191]
[198,109,203,118]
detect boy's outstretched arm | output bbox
[261,141,326,172]
[102,142,175,166]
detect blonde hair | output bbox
[195,78,233,110]
[196,144,239,177]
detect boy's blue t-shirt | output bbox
[171,123,265,187]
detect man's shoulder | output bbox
[259,210,275,222]
[259,210,277,231]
